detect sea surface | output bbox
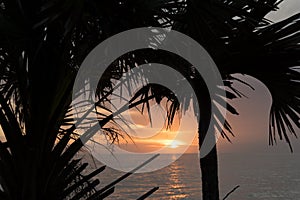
[83,153,300,200]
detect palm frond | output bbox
[254,14,300,150]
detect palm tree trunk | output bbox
[197,88,220,200]
[200,145,219,200]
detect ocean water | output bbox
[84,153,300,199]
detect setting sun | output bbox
[161,140,185,149]
[170,140,180,148]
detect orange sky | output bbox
[1,74,299,154]
[100,97,199,154]
[2,2,300,154]
[108,74,300,154]
[108,74,251,154]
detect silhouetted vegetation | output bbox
[0,0,299,200]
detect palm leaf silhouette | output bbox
[0,0,299,200]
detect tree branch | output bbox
[223,185,240,200]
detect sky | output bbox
[218,75,300,154]
[0,1,299,155]
[110,73,299,155]
[220,1,300,154]
[113,1,300,155]
[266,0,300,22]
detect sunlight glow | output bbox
[170,141,180,148]
[162,140,185,149]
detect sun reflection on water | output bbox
[166,160,188,199]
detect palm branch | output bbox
[1,0,299,200]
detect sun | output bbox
[169,140,181,149]
[159,139,186,150]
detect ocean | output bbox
[83,152,300,199]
